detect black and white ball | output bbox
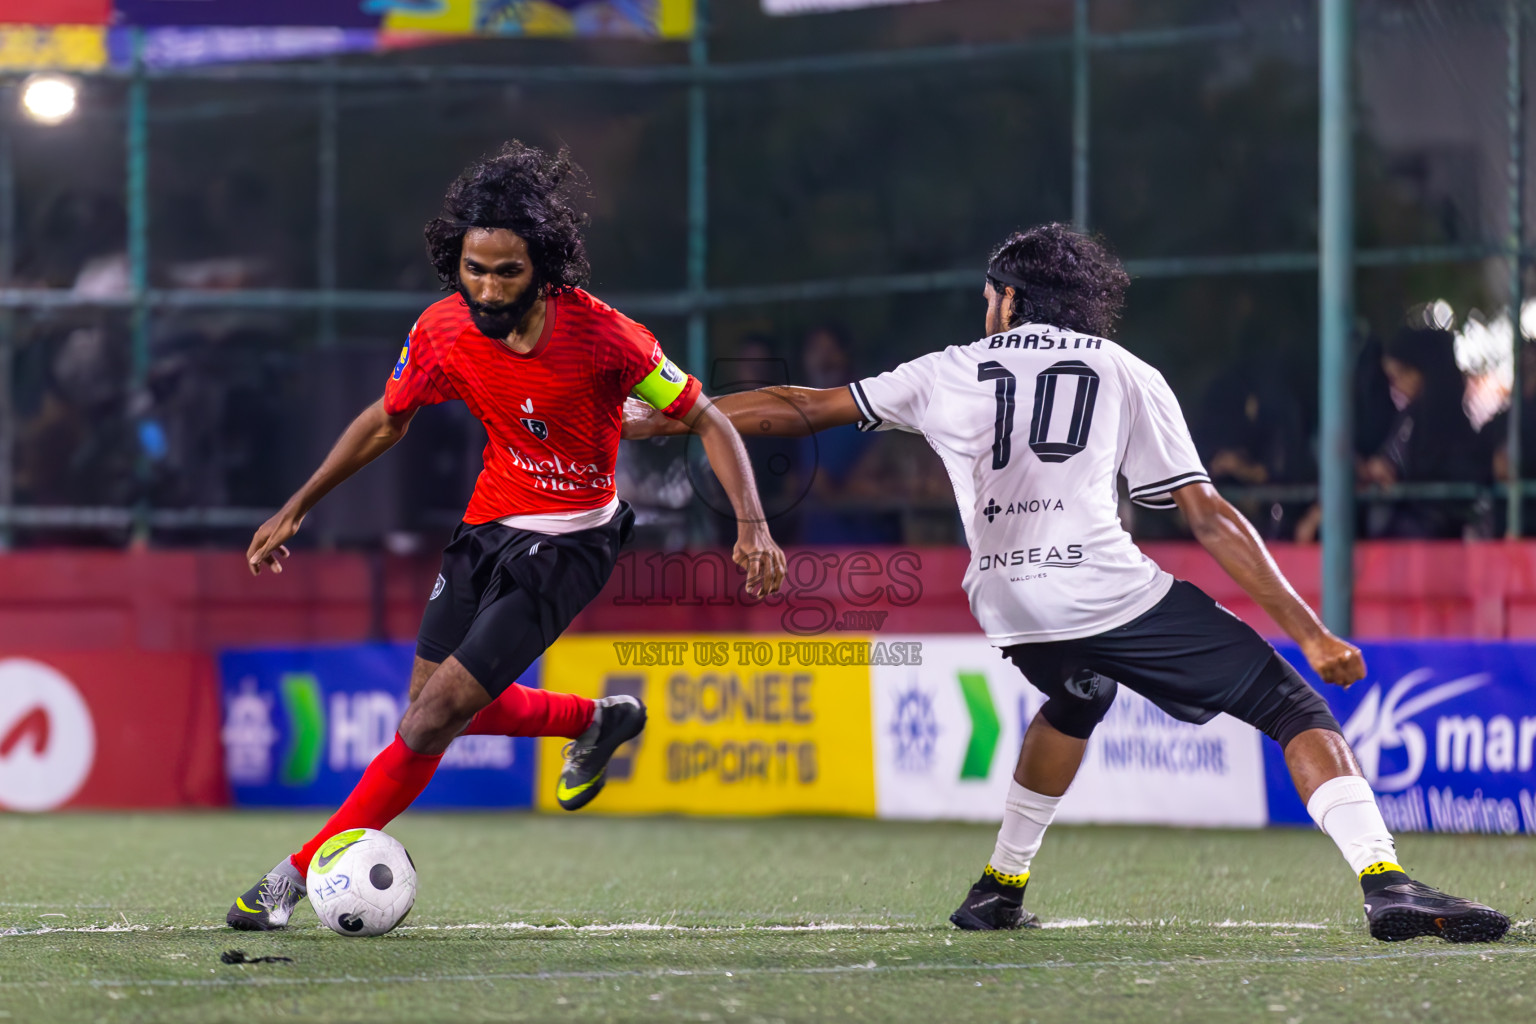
[306,828,417,937]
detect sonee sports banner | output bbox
[535,635,878,816]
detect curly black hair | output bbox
[424,141,591,292]
[987,223,1130,337]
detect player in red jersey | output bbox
[227,142,786,931]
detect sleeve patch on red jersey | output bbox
[392,335,410,381]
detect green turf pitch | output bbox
[0,814,1532,1023]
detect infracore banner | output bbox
[871,636,1268,827]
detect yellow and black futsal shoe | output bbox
[949,866,1041,931]
[556,695,647,811]
[1361,863,1508,943]
[226,870,305,931]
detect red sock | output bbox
[462,685,594,739]
[289,734,442,875]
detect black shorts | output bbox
[1002,579,1333,744]
[416,502,636,697]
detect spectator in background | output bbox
[794,324,901,544]
[1484,342,1536,534]
[1357,326,1489,538]
[1195,354,1308,539]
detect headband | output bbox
[986,264,1033,294]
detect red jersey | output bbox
[383,289,701,524]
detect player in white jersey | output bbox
[626,224,1508,944]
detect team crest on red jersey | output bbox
[520,417,549,440]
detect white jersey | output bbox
[849,323,1209,646]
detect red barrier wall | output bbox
[4,540,1536,809]
[569,542,1536,641]
[0,652,225,810]
[2,542,1536,650]
[0,551,440,809]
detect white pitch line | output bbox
[2,945,1535,992]
[4,918,1527,939]
[0,919,1345,938]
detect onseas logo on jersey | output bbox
[976,545,1085,571]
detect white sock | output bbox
[272,856,306,891]
[987,781,1062,883]
[1305,775,1400,877]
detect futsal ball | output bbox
[306,828,417,937]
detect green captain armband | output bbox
[631,357,695,415]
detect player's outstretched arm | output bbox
[678,395,788,597]
[623,386,863,440]
[247,398,416,576]
[1171,481,1365,687]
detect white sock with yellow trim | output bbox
[986,781,1061,886]
[1305,775,1403,885]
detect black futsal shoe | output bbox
[556,695,647,811]
[226,870,305,931]
[949,867,1041,931]
[1364,879,1509,943]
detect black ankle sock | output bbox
[1359,862,1411,895]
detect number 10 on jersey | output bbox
[978,359,1100,469]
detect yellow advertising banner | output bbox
[383,0,694,39]
[0,24,106,70]
[537,635,879,815]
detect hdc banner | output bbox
[219,644,536,808]
[1268,642,1536,834]
[871,636,1267,827]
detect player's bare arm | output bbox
[679,394,788,597]
[623,385,861,440]
[247,398,416,576]
[1171,481,1364,686]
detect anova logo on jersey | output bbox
[976,544,1085,571]
[982,497,1065,523]
[1341,668,1498,791]
[0,659,96,811]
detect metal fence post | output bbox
[127,28,152,545]
[0,99,14,551]
[1319,0,1355,634]
[686,0,709,376]
[318,74,339,349]
[1506,0,1527,539]
[1072,0,1090,230]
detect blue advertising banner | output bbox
[1267,642,1536,834]
[219,643,536,808]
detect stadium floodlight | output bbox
[20,74,78,125]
